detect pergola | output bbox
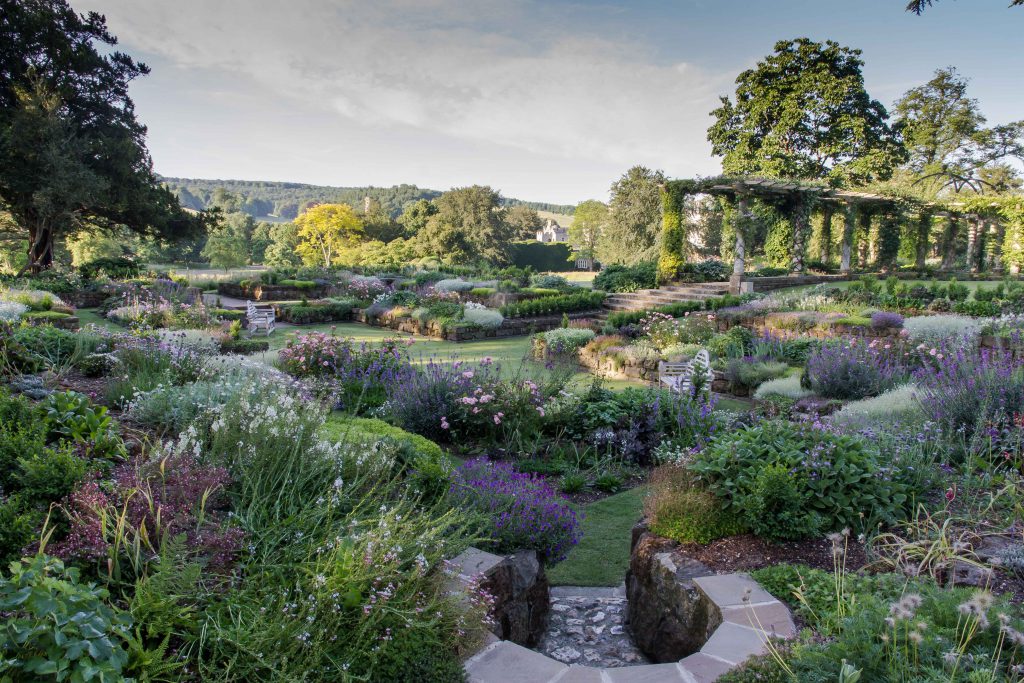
[660,176,1021,291]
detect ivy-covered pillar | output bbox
[789,194,811,274]
[876,212,901,272]
[941,215,960,270]
[856,207,872,269]
[914,210,931,271]
[990,219,1005,273]
[840,201,855,274]
[965,214,985,273]
[818,204,834,264]
[657,185,686,284]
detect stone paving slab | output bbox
[449,548,505,581]
[692,574,774,608]
[698,621,769,665]
[554,665,606,682]
[603,663,688,683]
[720,602,796,638]
[551,585,627,599]
[678,653,734,683]
[466,641,567,683]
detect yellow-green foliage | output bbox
[658,188,686,283]
[320,415,444,463]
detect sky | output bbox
[87,0,1023,206]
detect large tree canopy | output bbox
[708,38,905,186]
[893,67,1024,194]
[598,166,666,264]
[418,186,513,264]
[0,0,204,272]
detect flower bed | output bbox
[353,308,600,341]
[217,281,330,301]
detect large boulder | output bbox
[625,523,720,662]
[485,550,551,647]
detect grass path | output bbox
[547,487,645,587]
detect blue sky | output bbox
[89,0,1022,205]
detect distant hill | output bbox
[160,177,575,221]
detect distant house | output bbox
[536,218,568,243]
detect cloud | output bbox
[93,0,729,178]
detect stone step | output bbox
[464,571,796,683]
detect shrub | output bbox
[500,291,605,318]
[904,314,983,346]
[278,279,316,289]
[952,299,1001,317]
[17,446,88,502]
[320,415,444,465]
[277,301,353,324]
[832,315,871,328]
[829,383,925,430]
[646,466,746,544]
[0,495,39,564]
[915,348,1024,453]
[870,310,904,329]
[753,375,812,400]
[530,274,569,289]
[433,278,474,293]
[946,277,969,301]
[593,262,656,292]
[461,305,504,329]
[0,301,28,323]
[558,472,587,494]
[803,341,905,400]
[693,421,912,540]
[469,287,496,297]
[219,338,269,355]
[542,328,595,354]
[41,391,124,460]
[724,359,788,390]
[0,555,133,681]
[448,458,582,564]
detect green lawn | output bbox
[547,487,645,587]
[75,308,121,332]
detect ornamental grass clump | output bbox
[448,458,582,564]
[803,339,906,400]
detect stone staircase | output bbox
[603,283,730,313]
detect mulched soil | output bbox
[679,533,868,574]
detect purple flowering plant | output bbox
[448,457,582,563]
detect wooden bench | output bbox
[659,349,713,397]
[246,300,276,336]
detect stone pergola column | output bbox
[729,193,751,294]
[966,214,987,273]
[840,201,855,274]
[990,219,1005,273]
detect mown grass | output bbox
[547,487,645,587]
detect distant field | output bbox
[537,209,573,227]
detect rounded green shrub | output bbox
[693,421,912,540]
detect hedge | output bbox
[219,338,270,355]
[500,291,605,318]
[509,241,574,272]
[276,302,353,324]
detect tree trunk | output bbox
[915,211,930,271]
[21,219,54,275]
[840,203,854,274]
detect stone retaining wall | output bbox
[461,529,796,683]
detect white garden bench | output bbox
[246,300,276,336]
[659,349,713,397]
